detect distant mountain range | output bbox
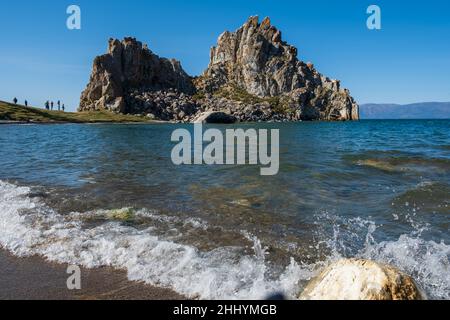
[359,102,450,119]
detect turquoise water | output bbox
[0,120,449,299]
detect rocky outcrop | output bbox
[79,37,194,113]
[125,89,199,121]
[299,259,424,300]
[79,17,359,122]
[197,16,359,121]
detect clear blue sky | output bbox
[1,0,449,111]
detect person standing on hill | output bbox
[51,101,54,110]
[45,101,49,110]
[13,97,18,104]
[25,100,28,107]
[62,104,65,112]
[57,100,61,111]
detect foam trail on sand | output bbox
[0,180,311,299]
[0,180,448,299]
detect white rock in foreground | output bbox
[193,111,237,124]
[299,259,424,300]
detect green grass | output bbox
[214,84,292,114]
[214,84,265,105]
[0,101,154,124]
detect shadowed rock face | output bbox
[79,17,359,122]
[79,37,195,113]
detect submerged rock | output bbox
[106,208,135,221]
[299,259,424,300]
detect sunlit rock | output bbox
[299,259,424,300]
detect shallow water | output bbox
[0,120,449,299]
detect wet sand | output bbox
[0,250,185,300]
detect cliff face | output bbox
[79,17,359,122]
[360,103,450,119]
[79,37,194,113]
[198,16,359,121]
[202,16,303,97]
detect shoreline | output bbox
[0,101,164,125]
[0,120,166,125]
[0,249,185,300]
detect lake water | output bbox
[0,120,449,299]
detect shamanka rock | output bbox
[196,16,359,121]
[79,17,359,122]
[299,259,424,300]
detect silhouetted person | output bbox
[51,101,54,111]
[57,100,61,111]
[45,101,50,110]
[62,104,65,112]
[13,97,18,104]
[25,100,28,107]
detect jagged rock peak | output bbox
[79,37,194,113]
[202,15,301,97]
[209,16,285,65]
[199,16,359,120]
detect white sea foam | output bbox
[0,180,311,299]
[0,180,448,299]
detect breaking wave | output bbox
[0,180,312,299]
[314,213,449,300]
[0,180,448,299]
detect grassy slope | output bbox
[0,101,154,123]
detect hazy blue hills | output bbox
[360,102,450,119]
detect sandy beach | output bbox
[0,250,184,300]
